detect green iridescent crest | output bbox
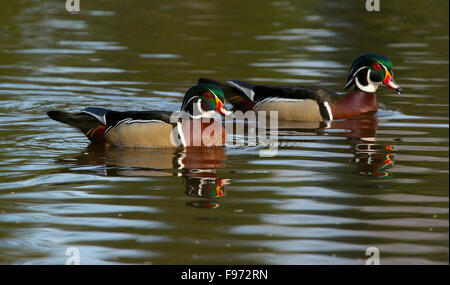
[345,53,394,89]
[181,84,225,112]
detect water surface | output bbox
[0,0,448,264]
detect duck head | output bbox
[345,53,401,94]
[181,84,232,118]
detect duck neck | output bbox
[330,89,378,120]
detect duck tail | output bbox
[47,111,106,143]
[197,78,255,112]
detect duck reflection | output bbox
[277,117,395,177]
[70,145,230,208]
[330,118,395,177]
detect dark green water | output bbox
[0,0,448,264]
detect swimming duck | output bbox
[199,53,401,121]
[47,84,231,147]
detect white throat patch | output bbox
[355,69,381,93]
[189,99,217,119]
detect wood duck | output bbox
[199,53,401,122]
[47,84,231,148]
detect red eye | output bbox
[372,63,381,71]
[203,92,212,99]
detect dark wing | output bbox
[198,78,340,115]
[228,81,341,122]
[249,85,339,121]
[250,84,339,105]
[82,107,174,127]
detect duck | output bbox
[198,53,401,122]
[47,84,231,148]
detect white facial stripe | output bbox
[354,69,382,93]
[188,99,217,119]
[378,61,396,81]
[345,66,367,89]
[182,95,198,112]
[209,89,228,112]
[377,61,388,73]
[209,89,220,102]
[188,100,204,119]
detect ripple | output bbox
[240,253,360,265]
[388,43,430,48]
[140,54,182,59]
[0,0,447,265]
[25,203,160,215]
[0,76,147,86]
[43,19,87,30]
[58,41,127,51]
[88,11,116,16]
[14,49,95,55]
[38,66,126,74]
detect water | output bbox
[0,0,448,264]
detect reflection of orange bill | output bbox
[187,201,223,209]
[366,171,392,178]
[356,144,396,152]
[215,186,224,197]
[384,155,392,165]
[213,179,229,198]
[204,201,222,209]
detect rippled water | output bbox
[0,0,448,264]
